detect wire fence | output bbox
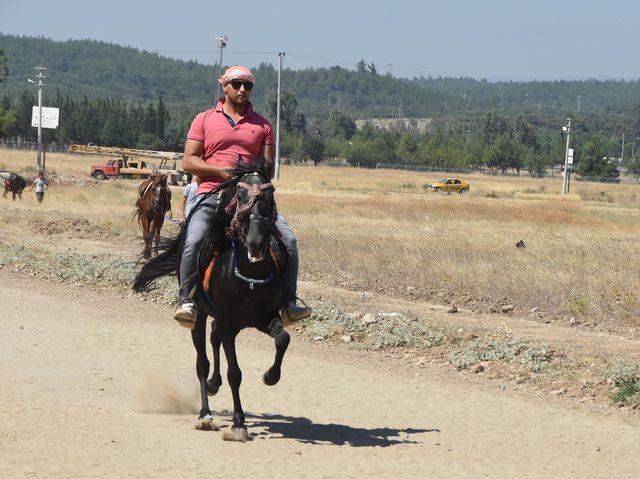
[0,139,69,153]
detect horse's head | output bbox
[225,159,276,263]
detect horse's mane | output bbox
[227,157,270,183]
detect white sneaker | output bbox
[173,302,197,329]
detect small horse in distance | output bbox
[2,173,27,201]
[135,173,172,259]
[133,159,290,442]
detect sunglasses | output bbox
[229,80,254,91]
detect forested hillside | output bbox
[2,34,640,179]
[5,34,640,117]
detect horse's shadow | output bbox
[233,412,440,447]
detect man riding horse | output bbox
[173,65,311,328]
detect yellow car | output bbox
[429,178,470,194]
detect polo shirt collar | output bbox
[214,99,254,117]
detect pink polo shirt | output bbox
[187,100,275,194]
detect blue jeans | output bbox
[179,193,300,305]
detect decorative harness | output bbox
[223,173,279,288]
[225,176,278,241]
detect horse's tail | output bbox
[133,232,182,292]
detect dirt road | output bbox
[1,271,639,478]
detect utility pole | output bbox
[621,132,625,164]
[215,35,228,100]
[275,52,285,180]
[577,95,581,112]
[562,118,572,195]
[28,66,47,171]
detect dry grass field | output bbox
[2,148,640,334]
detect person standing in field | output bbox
[173,65,312,329]
[29,171,48,203]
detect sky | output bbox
[1,0,639,81]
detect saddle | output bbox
[200,236,288,292]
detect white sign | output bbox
[31,106,60,129]
[567,148,574,165]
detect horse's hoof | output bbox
[262,368,281,386]
[195,415,219,431]
[222,426,251,442]
[207,376,222,396]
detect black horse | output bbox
[133,160,289,442]
[2,173,27,200]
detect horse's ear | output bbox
[237,155,245,166]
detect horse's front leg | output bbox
[221,334,250,442]
[140,216,151,259]
[263,316,290,386]
[207,323,223,395]
[191,311,218,431]
[152,216,164,256]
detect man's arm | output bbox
[261,144,275,179]
[182,139,232,180]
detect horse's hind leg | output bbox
[191,311,218,431]
[207,324,223,396]
[263,317,290,386]
[221,334,250,442]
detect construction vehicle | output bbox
[69,144,186,185]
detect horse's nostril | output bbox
[247,252,264,263]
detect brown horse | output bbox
[136,173,172,259]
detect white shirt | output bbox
[183,183,198,218]
[33,178,47,193]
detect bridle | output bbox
[225,173,277,240]
[223,172,278,288]
[148,175,169,215]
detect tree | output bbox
[299,136,325,165]
[144,103,157,136]
[137,132,164,150]
[266,89,306,133]
[0,49,15,136]
[483,132,521,173]
[0,48,8,82]
[482,111,509,144]
[323,109,356,140]
[575,135,619,178]
[156,97,166,140]
[397,133,419,162]
[356,59,368,73]
[514,115,539,151]
[627,157,640,178]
